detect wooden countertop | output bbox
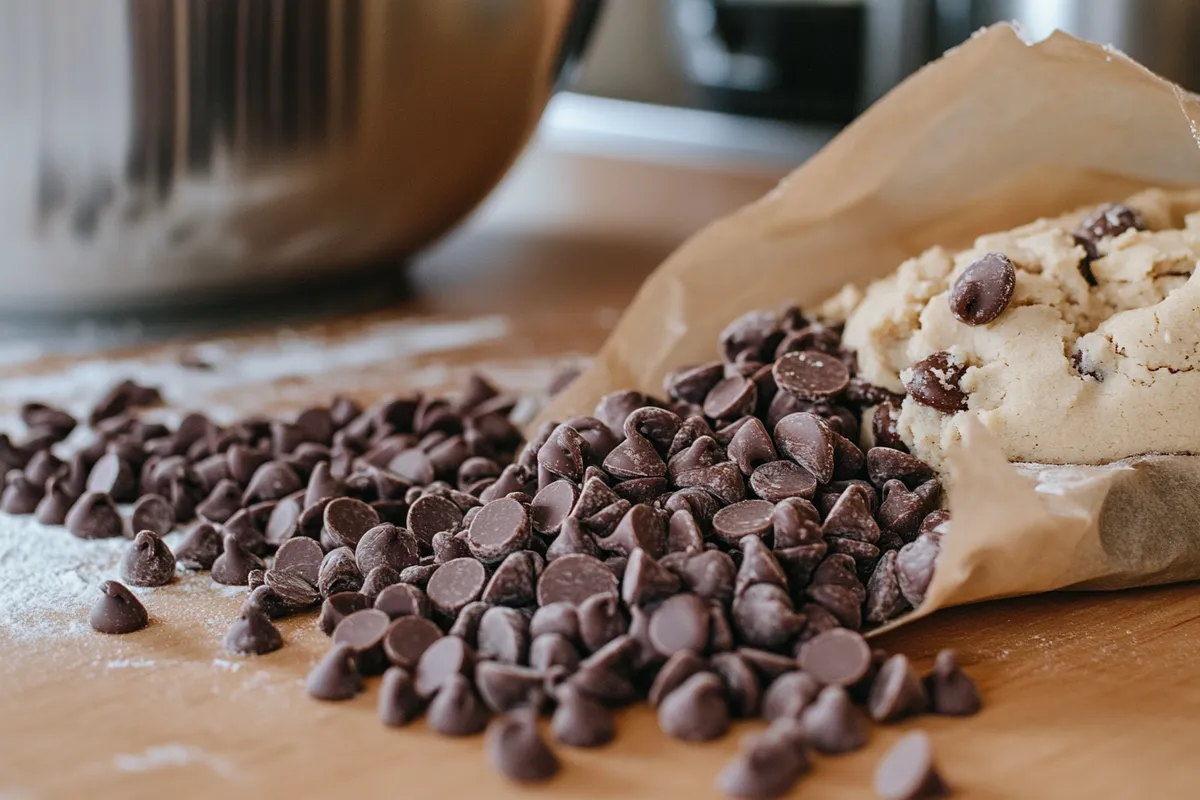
[4,143,1200,800]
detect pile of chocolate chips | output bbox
[4,304,980,799]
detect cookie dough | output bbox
[841,188,1200,468]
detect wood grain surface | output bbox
[3,146,1198,800]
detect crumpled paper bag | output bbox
[540,24,1200,622]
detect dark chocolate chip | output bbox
[374,582,430,620]
[543,518,598,563]
[799,628,871,687]
[537,424,586,483]
[674,461,746,506]
[648,593,710,657]
[34,477,75,525]
[678,549,737,604]
[926,649,981,716]
[720,309,781,363]
[89,580,148,634]
[464,497,529,563]
[711,499,775,545]
[570,635,638,704]
[703,375,758,420]
[196,479,242,523]
[736,536,787,592]
[951,252,1016,326]
[667,510,704,554]
[476,661,547,713]
[211,533,266,585]
[242,460,303,503]
[552,682,615,747]
[247,569,266,591]
[732,583,804,651]
[0,474,43,514]
[762,670,821,721]
[658,672,730,742]
[66,491,124,539]
[621,548,682,606]
[1077,202,1145,244]
[319,496,379,549]
[477,606,530,665]
[530,602,581,644]
[665,362,725,404]
[378,666,423,727]
[578,593,628,653]
[427,557,487,620]
[648,649,707,708]
[797,602,842,645]
[710,652,762,718]
[264,568,322,608]
[263,492,302,545]
[596,503,667,558]
[872,399,908,451]
[354,523,419,576]
[382,615,444,670]
[399,563,440,589]
[175,522,223,570]
[896,534,940,608]
[530,633,580,673]
[306,643,364,701]
[120,531,176,587]
[807,582,864,630]
[416,635,477,698]
[332,607,391,675]
[603,433,667,481]
[773,412,835,485]
[89,379,162,425]
[822,484,881,543]
[481,551,538,607]
[244,584,295,620]
[530,480,578,536]
[866,550,911,624]
[487,710,559,783]
[874,731,949,800]
[427,672,490,736]
[273,536,325,584]
[717,718,811,800]
[773,350,850,402]
[801,685,867,754]
[20,402,76,437]
[906,352,968,413]
[317,592,369,636]
[868,654,928,722]
[537,553,619,607]
[223,604,284,656]
[130,494,174,538]
[724,418,778,477]
[867,448,934,490]
[317,546,364,597]
[738,647,798,685]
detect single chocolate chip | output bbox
[723,417,778,477]
[577,593,628,654]
[674,461,745,506]
[822,484,881,544]
[717,719,811,800]
[868,654,928,722]
[875,731,948,800]
[1077,202,1145,245]
[263,492,302,545]
[648,594,710,657]
[571,475,621,520]
[866,550,911,624]
[732,583,804,651]
[896,534,940,608]
[536,553,619,607]
[762,670,821,721]
[242,460,303,504]
[223,604,284,656]
[399,563,440,589]
[545,516,600,561]
[320,496,379,550]
[530,480,579,536]
[375,582,430,620]
[736,537,788,594]
[316,592,369,636]
[596,503,667,558]
[120,531,176,587]
[667,510,704,554]
[303,461,344,508]
[211,533,266,586]
[530,602,581,643]
[476,661,547,713]
[871,399,908,452]
[658,672,730,742]
[464,497,530,563]
[86,453,138,503]
[382,615,444,670]
[711,500,775,545]
[799,628,871,687]
[773,413,835,485]
[196,479,242,524]
[175,522,223,570]
[477,606,530,664]
[773,350,850,402]
[480,551,537,607]
[603,432,668,481]
[21,402,76,437]
[620,548,682,606]
[245,584,296,620]
[569,635,638,704]
[703,375,758,420]
[306,643,364,701]
[353,523,419,576]
[273,536,325,585]
[906,352,968,413]
[90,580,148,634]
[648,649,707,708]
[710,652,762,718]
[416,635,477,698]
[427,673,490,736]
[678,549,737,604]
[552,682,615,747]
[537,424,587,483]
[530,633,580,673]
[949,251,1016,326]
[737,648,798,685]
[317,546,364,597]
[867,448,934,490]
[487,710,559,783]
[34,477,75,525]
[926,649,981,716]
[66,492,124,539]
[333,607,391,675]
[801,685,867,755]
[665,362,725,404]
[129,494,174,539]
[264,568,322,608]
[808,582,864,630]
[427,557,488,620]
[720,309,782,363]
[919,509,951,539]
[378,666,424,727]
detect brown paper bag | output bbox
[540,24,1200,623]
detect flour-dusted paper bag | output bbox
[540,24,1200,621]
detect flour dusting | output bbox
[113,744,235,778]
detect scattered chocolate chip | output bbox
[875,731,948,800]
[801,685,868,754]
[667,510,704,554]
[868,654,928,722]
[34,477,75,525]
[196,479,242,524]
[762,670,821,721]
[89,379,162,426]
[906,352,968,413]
[867,448,934,490]
[476,661,547,713]
[530,633,580,673]
[264,567,322,608]
[621,547,682,606]
[736,536,787,592]
[865,550,910,624]
[822,484,881,543]
[552,682,615,747]
[382,615,444,670]
[545,516,600,562]
[537,553,619,607]
[773,412,835,485]
[1077,202,1145,246]
[272,536,323,584]
[896,534,939,608]
[0,474,43,514]
[531,480,578,536]
[130,494,175,538]
[647,649,707,707]
[90,580,148,634]
[678,549,737,605]
[648,593,710,657]
[530,602,581,644]
[569,635,637,704]
[246,569,266,591]
[427,673,490,736]
[658,672,730,742]
[120,530,176,587]
[244,584,294,620]
[224,604,284,655]
[731,583,804,651]
[477,606,530,664]
[712,499,775,545]
[597,503,667,558]
[317,546,364,597]
[949,252,1016,326]
[704,375,758,420]
[674,461,745,506]
[375,582,430,620]
[175,522,223,570]
[242,460,303,504]
[399,563,439,589]
[577,592,629,654]
[426,557,488,621]
[416,635,477,698]
[710,652,762,718]
[306,643,364,701]
[318,496,378,549]
[737,647,798,685]
[66,492,124,539]
[487,710,559,783]
[773,350,850,401]
[211,533,266,585]
[925,650,981,716]
[717,719,811,799]
[20,402,76,437]
[378,666,424,727]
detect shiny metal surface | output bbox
[0,0,597,311]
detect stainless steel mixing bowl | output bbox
[0,0,601,311]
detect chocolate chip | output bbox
[382,615,443,670]
[530,633,580,673]
[487,710,559,783]
[737,647,798,685]
[798,628,871,687]
[242,584,293,620]
[678,549,736,604]
[647,649,707,707]
[332,607,391,675]
[246,569,266,591]
[871,399,908,452]
[224,604,284,656]
[427,557,487,620]
[482,551,538,607]
[34,477,75,525]
[242,460,303,504]
[530,480,578,536]
[416,635,476,698]
[536,552,619,607]
[665,362,725,404]
[196,479,242,524]
[537,424,586,483]
[306,643,364,701]
[800,685,867,754]
[545,517,599,561]
[702,375,756,421]
[374,582,429,620]
[658,672,730,742]
[720,309,781,363]
[264,567,322,608]
[222,507,267,555]
[674,461,745,506]
[949,251,1017,326]
[21,402,76,438]
[773,412,835,485]
[721,418,777,478]
[552,682,615,747]
[865,550,910,624]
[875,731,948,800]
[0,474,43,514]
[378,666,423,727]
[317,546,364,597]
[316,496,377,550]
[731,583,804,651]
[570,635,637,704]
[578,593,628,653]
[868,654,928,722]
[89,379,162,425]
[710,652,762,718]
[906,352,968,413]
[89,580,148,634]
[717,719,810,799]
[399,563,439,589]
[708,602,736,653]
[477,606,530,664]
[175,522,222,570]
[822,484,880,543]
[210,533,265,585]
[1077,202,1145,246]
[530,602,581,644]
[711,499,774,545]
[896,534,940,608]
[603,433,667,480]
[262,492,302,545]
[476,661,546,713]
[621,548,682,606]
[461,496,528,564]
[427,673,490,736]
[773,350,850,402]
[926,649,981,716]
[807,583,863,630]
[597,503,667,558]
[867,447,934,490]
[271,536,323,585]
[66,491,124,539]
[120,531,176,587]
[762,670,821,721]
[352,525,417,577]
[129,494,174,539]
[667,510,704,554]
[316,592,369,635]
[736,536,787,592]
